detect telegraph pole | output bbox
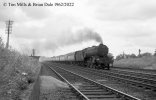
[5,20,13,49]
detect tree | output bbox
[116,54,124,60]
[129,54,137,58]
[141,52,152,57]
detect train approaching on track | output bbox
[51,43,113,70]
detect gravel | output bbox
[39,65,78,100]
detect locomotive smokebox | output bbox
[98,43,109,56]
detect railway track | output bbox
[98,71,156,91]
[111,67,156,74]
[110,68,156,80]
[50,62,156,92]
[45,63,140,100]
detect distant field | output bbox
[114,56,156,70]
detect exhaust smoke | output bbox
[31,28,103,55]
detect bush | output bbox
[0,37,41,99]
[140,52,152,57]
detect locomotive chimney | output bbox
[100,42,103,45]
[99,43,103,46]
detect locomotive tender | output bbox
[51,43,112,69]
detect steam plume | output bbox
[77,28,103,43]
[32,28,103,55]
[60,28,103,45]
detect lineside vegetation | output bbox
[114,53,156,69]
[0,37,41,100]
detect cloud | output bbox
[20,6,51,20]
[88,0,156,20]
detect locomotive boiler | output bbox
[50,43,112,70]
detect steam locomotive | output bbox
[51,44,113,70]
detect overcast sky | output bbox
[0,0,156,57]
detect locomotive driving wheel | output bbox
[86,57,95,68]
[86,58,91,67]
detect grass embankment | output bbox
[0,39,41,100]
[114,56,156,70]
